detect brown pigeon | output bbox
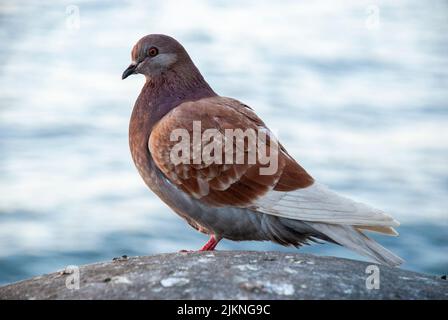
[122,34,403,266]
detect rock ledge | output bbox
[0,251,446,299]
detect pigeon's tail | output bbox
[307,222,404,267]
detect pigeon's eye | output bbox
[148,47,159,57]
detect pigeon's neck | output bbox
[135,65,216,129]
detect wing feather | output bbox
[149,96,313,207]
[253,182,399,228]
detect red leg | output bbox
[179,235,221,253]
[199,235,220,251]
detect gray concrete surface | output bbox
[0,251,446,299]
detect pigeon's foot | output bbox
[178,235,221,253]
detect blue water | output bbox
[0,0,447,285]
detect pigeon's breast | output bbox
[129,112,266,239]
[128,84,272,240]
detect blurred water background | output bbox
[0,0,447,285]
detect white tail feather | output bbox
[308,222,404,267]
[356,225,399,236]
[254,182,400,227]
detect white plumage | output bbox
[254,182,403,266]
[254,182,399,228]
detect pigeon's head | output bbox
[122,34,191,80]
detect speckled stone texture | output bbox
[0,251,446,299]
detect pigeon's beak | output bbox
[122,63,137,80]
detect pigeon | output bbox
[122,34,403,266]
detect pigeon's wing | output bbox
[149,96,313,207]
[149,96,398,231]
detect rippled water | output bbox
[1,0,447,285]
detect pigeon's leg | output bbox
[178,235,221,252]
[199,235,221,251]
